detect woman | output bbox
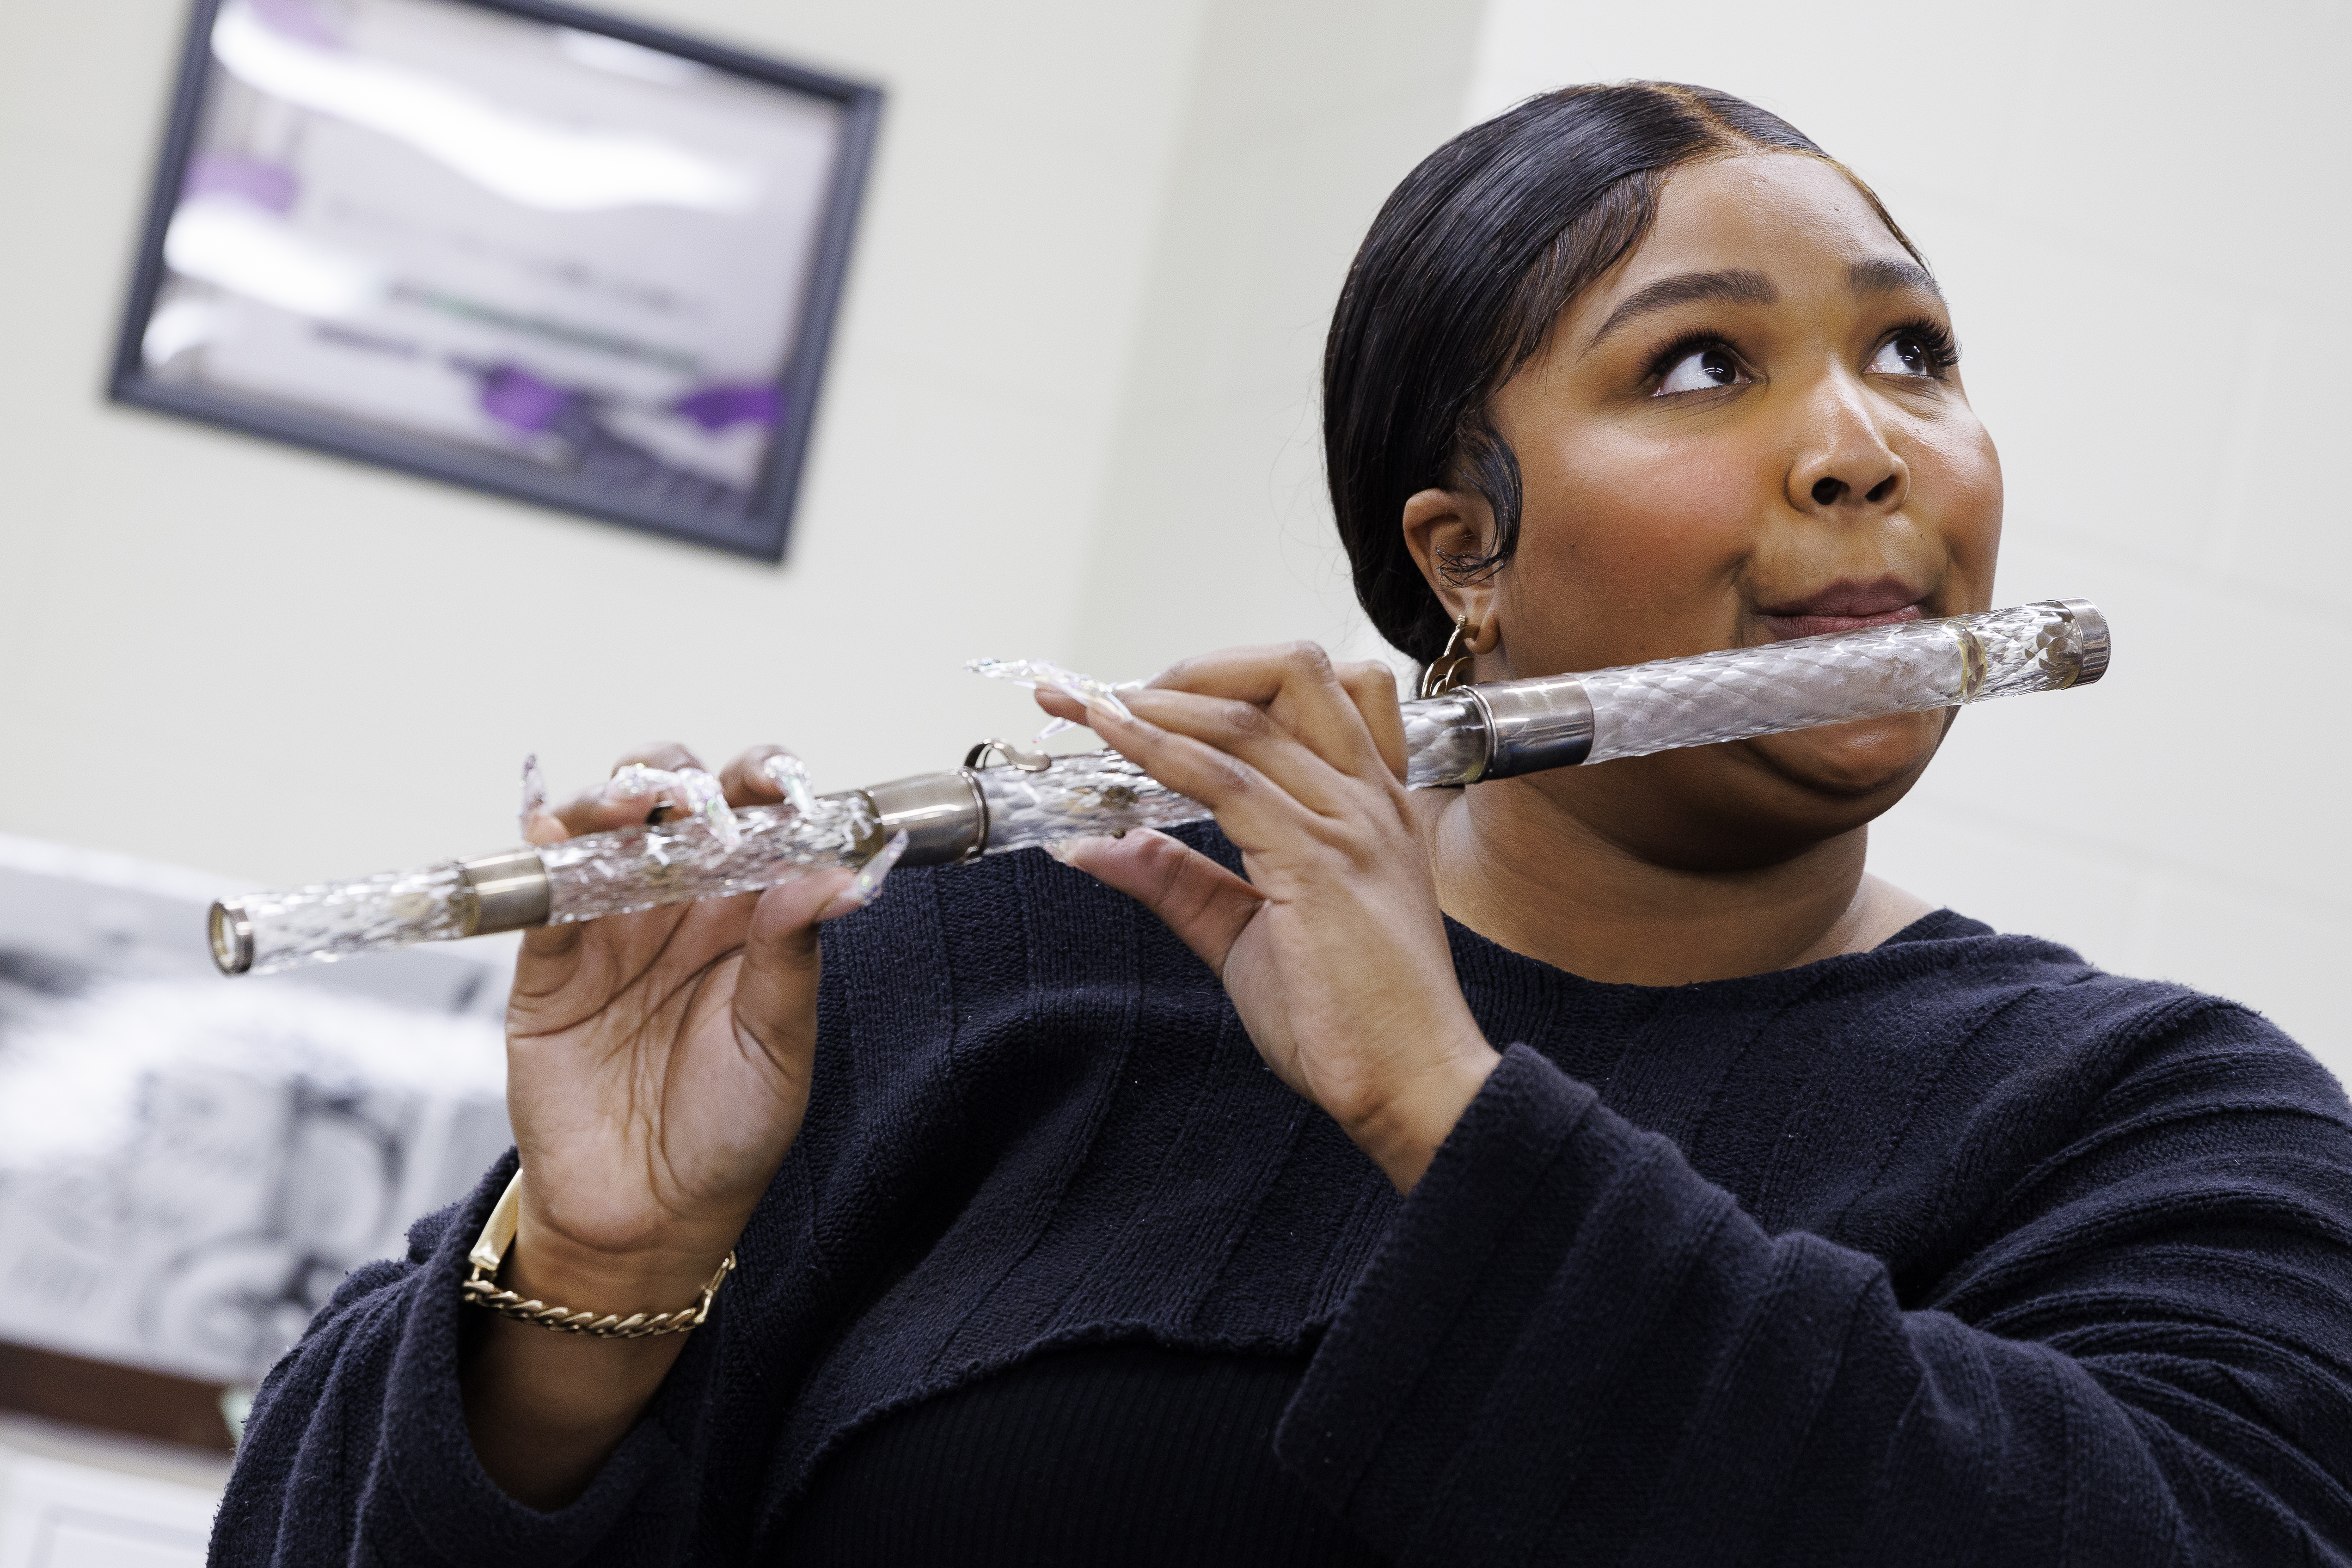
[213,84,2352,1565]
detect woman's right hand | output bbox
[463,741,880,1510]
[501,741,871,1309]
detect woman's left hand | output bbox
[1036,644,1498,1190]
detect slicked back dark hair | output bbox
[1324,82,1922,663]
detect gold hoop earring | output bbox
[1419,615,1479,699]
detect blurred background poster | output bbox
[116,0,877,558]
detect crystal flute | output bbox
[208,600,2109,977]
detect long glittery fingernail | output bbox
[519,753,547,836]
[966,657,1136,722]
[674,767,741,850]
[606,764,662,802]
[826,831,908,916]
[762,753,815,815]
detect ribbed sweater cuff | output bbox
[376,1153,724,1568]
[1275,1043,1635,1554]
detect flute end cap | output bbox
[2054,599,2112,686]
[208,900,255,976]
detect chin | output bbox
[1541,712,1949,873]
[1740,713,1946,804]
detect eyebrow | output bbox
[1850,257,1943,299]
[1583,259,1949,353]
[1586,268,1777,349]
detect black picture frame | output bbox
[110,0,881,563]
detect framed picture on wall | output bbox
[110,0,881,562]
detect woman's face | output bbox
[1410,151,2003,868]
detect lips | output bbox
[1755,578,1927,642]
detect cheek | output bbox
[1909,413,2004,601]
[1504,427,1769,668]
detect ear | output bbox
[1401,488,1503,653]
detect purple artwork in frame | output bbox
[111,0,880,562]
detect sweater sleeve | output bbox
[1277,1023,2352,1567]
[207,1154,728,1568]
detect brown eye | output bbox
[1655,344,1744,395]
[1868,333,1936,377]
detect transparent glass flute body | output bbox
[218,602,2101,975]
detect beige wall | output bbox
[0,0,1487,880]
[1467,0,2352,1077]
[0,0,1196,881]
[0,0,1489,889]
[1066,0,1488,679]
[6,1,2342,1081]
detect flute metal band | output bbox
[208,599,2111,977]
[860,771,989,864]
[1462,678,1597,779]
[464,848,555,932]
[2055,596,2112,684]
[208,901,255,977]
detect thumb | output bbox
[729,868,854,1068]
[1050,830,1264,976]
[729,827,908,1066]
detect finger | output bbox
[1048,831,1263,976]
[730,832,904,1069]
[1035,682,1358,820]
[610,742,713,830]
[719,745,806,808]
[551,742,705,836]
[1145,643,1393,783]
[593,743,707,826]
[1035,685,1297,821]
[618,741,705,773]
[729,868,851,1068]
[822,832,909,919]
[1078,700,1331,855]
[1034,687,1095,728]
[1129,688,1355,817]
[552,781,660,838]
[1034,646,1392,793]
[1337,661,1409,782]
[552,764,740,847]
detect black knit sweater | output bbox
[208,826,2352,1565]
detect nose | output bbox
[1787,378,1909,518]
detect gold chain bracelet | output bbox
[461,1171,736,1339]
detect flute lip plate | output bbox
[2053,599,2112,686]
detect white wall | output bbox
[0,1416,228,1568]
[0,0,1494,890]
[0,0,1219,885]
[1067,0,1489,679]
[4,0,2342,1082]
[0,0,1492,888]
[1467,0,2352,1078]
